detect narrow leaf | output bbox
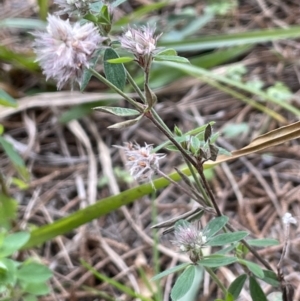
[204,124,212,142]
[198,255,237,267]
[202,216,229,238]
[151,263,190,281]
[261,270,279,287]
[249,276,268,301]
[104,48,126,91]
[154,55,189,63]
[0,136,29,180]
[239,259,264,278]
[156,48,177,56]
[206,231,248,246]
[94,106,140,117]
[171,265,196,301]
[246,238,279,247]
[107,57,134,63]
[81,50,101,91]
[228,274,247,300]
[0,89,17,108]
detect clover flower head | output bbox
[115,142,165,184]
[33,14,104,89]
[119,24,162,68]
[54,0,97,16]
[282,212,297,225]
[173,221,207,253]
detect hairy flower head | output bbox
[173,221,207,254]
[33,15,104,89]
[115,142,165,184]
[54,0,97,16]
[119,24,162,68]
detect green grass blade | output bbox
[81,261,153,301]
[23,169,186,249]
[155,61,300,118]
[159,25,300,51]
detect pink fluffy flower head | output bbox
[119,24,162,69]
[173,221,207,254]
[115,142,165,184]
[33,14,104,89]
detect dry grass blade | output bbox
[213,121,300,164]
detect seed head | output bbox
[119,24,162,69]
[33,15,104,89]
[173,221,207,253]
[115,142,165,184]
[54,0,97,16]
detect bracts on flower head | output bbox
[119,24,162,69]
[114,142,165,185]
[33,14,105,90]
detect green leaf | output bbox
[215,244,236,255]
[151,263,190,281]
[104,48,126,91]
[261,270,279,287]
[0,232,30,257]
[171,265,196,301]
[198,255,237,267]
[0,89,17,108]
[107,57,134,63]
[23,295,38,301]
[22,282,50,295]
[222,123,249,138]
[202,216,229,238]
[94,106,140,117]
[81,50,101,92]
[0,45,38,71]
[246,239,279,247]
[228,274,247,300]
[217,147,232,157]
[206,231,248,246]
[154,55,189,63]
[156,48,177,56]
[190,136,200,153]
[99,4,111,23]
[225,292,234,301]
[239,260,264,278]
[0,194,17,230]
[11,177,29,190]
[0,258,17,286]
[17,262,52,283]
[249,276,268,301]
[0,136,29,180]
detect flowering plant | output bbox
[31,1,298,300]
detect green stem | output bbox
[126,70,146,103]
[89,68,143,112]
[205,267,227,295]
